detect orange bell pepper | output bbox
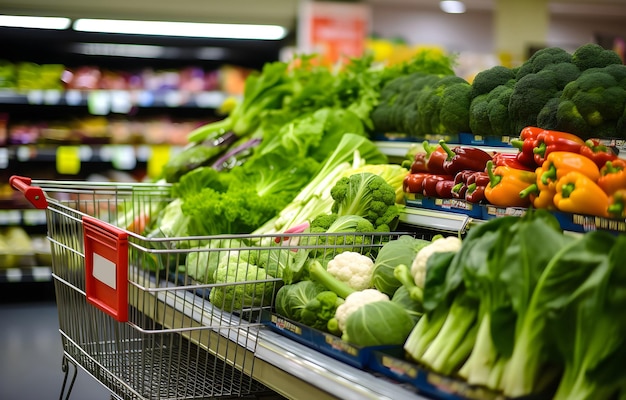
[484,161,536,207]
[597,159,626,196]
[539,151,601,187]
[553,171,609,217]
[607,189,626,219]
[519,166,557,210]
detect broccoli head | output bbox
[303,214,377,256]
[274,280,344,331]
[470,65,516,98]
[416,75,469,136]
[330,172,399,230]
[487,83,515,137]
[572,43,623,72]
[516,46,573,80]
[209,262,277,312]
[439,78,472,134]
[555,66,626,139]
[300,291,345,331]
[469,92,494,136]
[508,69,562,135]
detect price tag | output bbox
[111,145,136,170]
[0,210,22,225]
[87,91,111,115]
[0,147,8,169]
[22,210,47,226]
[147,145,171,179]
[110,90,132,114]
[65,90,83,106]
[56,146,81,175]
[43,90,62,105]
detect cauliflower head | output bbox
[327,251,375,291]
[333,288,389,332]
[411,236,462,288]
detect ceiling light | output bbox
[440,1,466,14]
[0,15,71,30]
[72,43,166,58]
[73,19,288,40]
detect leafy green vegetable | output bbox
[391,285,424,324]
[343,300,415,347]
[372,235,431,297]
[254,133,388,236]
[500,230,617,398]
[274,280,343,331]
[330,171,399,231]
[187,61,292,142]
[549,235,626,400]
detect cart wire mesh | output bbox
[20,178,413,400]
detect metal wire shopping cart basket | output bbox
[10,176,412,400]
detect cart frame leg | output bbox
[59,354,78,400]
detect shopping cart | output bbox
[10,176,411,400]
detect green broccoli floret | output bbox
[300,291,345,331]
[555,65,626,139]
[439,79,472,134]
[309,213,339,232]
[330,172,399,230]
[487,83,515,136]
[469,92,493,136]
[536,95,562,130]
[516,46,573,80]
[303,214,377,257]
[402,74,443,136]
[209,262,277,312]
[371,74,413,133]
[508,69,562,135]
[416,75,469,135]
[470,65,516,98]
[572,43,623,72]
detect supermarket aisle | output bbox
[0,295,113,400]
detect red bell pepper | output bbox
[532,129,585,166]
[410,152,429,173]
[435,179,457,199]
[465,182,486,203]
[422,174,454,197]
[439,140,493,175]
[403,173,429,194]
[492,152,534,171]
[510,126,545,169]
[423,141,449,175]
[579,139,618,169]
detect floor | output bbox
[0,282,287,400]
[0,283,113,400]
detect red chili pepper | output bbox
[435,179,457,199]
[439,140,493,175]
[424,141,449,175]
[579,139,618,169]
[403,173,429,194]
[422,174,454,197]
[532,129,585,166]
[492,152,534,171]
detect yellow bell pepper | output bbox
[553,171,608,217]
[484,161,536,208]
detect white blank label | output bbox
[93,253,116,289]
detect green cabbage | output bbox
[372,235,431,297]
[342,301,415,347]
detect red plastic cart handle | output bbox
[9,175,48,209]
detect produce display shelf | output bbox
[0,89,228,111]
[139,286,430,400]
[0,266,52,283]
